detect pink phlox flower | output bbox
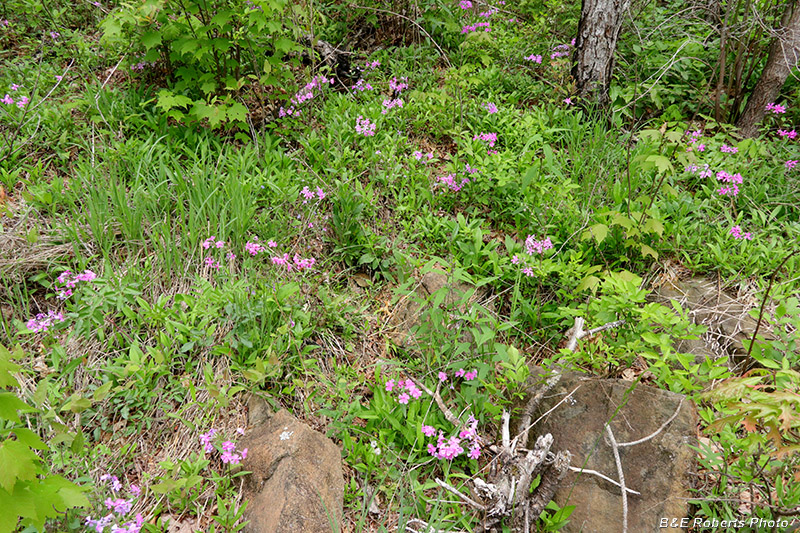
[204,256,221,269]
[468,443,481,459]
[438,371,447,382]
[241,447,248,459]
[237,427,245,435]
[316,187,325,199]
[473,132,497,147]
[50,31,60,40]
[129,484,140,496]
[222,440,236,453]
[221,451,242,464]
[15,96,29,108]
[389,77,409,93]
[482,102,498,114]
[26,310,65,333]
[436,173,470,192]
[352,79,373,92]
[104,497,132,514]
[464,369,478,381]
[525,235,553,255]
[462,22,491,33]
[355,115,376,136]
[226,252,236,260]
[720,144,738,153]
[525,54,543,63]
[455,368,466,378]
[427,443,437,455]
[245,241,264,256]
[300,186,315,202]
[778,129,798,140]
[381,98,404,114]
[397,392,410,404]
[385,378,396,392]
[267,240,277,247]
[766,102,787,114]
[199,429,216,452]
[699,165,713,179]
[459,0,473,8]
[55,75,63,82]
[292,254,316,270]
[729,225,753,240]
[522,267,534,276]
[465,163,479,174]
[1,94,13,105]
[564,97,573,105]
[685,164,699,173]
[785,160,798,170]
[511,254,520,264]
[422,425,436,437]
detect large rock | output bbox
[524,371,697,533]
[652,277,774,368]
[240,409,344,533]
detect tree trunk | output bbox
[571,0,633,105]
[736,0,800,138]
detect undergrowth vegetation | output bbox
[1,0,799,531]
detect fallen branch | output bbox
[416,381,461,427]
[434,478,486,511]
[618,398,684,448]
[567,466,641,495]
[605,425,629,533]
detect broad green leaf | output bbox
[0,440,41,491]
[0,393,32,423]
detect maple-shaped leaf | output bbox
[740,415,758,432]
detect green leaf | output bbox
[585,224,608,244]
[0,345,22,389]
[141,30,162,49]
[227,102,248,122]
[640,244,658,259]
[642,218,664,236]
[93,381,113,402]
[0,439,41,491]
[0,393,32,423]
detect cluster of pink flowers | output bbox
[786,160,798,170]
[465,163,479,174]
[199,428,248,465]
[55,269,97,299]
[381,98,404,114]
[352,79,373,92]
[271,253,316,271]
[685,163,713,178]
[482,102,498,114]
[201,236,231,269]
[720,144,738,153]
[479,8,498,17]
[355,115,376,136]
[525,54,543,63]
[279,75,334,117]
[525,235,553,255]
[26,310,65,333]
[1,91,29,109]
[729,225,753,240]
[202,236,225,249]
[385,378,423,404]
[424,415,481,460]
[300,185,325,203]
[462,21,491,33]
[685,129,706,152]
[0,19,9,26]
[389,76,409,94]
[363,60,380,71]
[459,0,472,8]
[473,132,497,147]
[778,129,797,139]
[85,475,143,533]
[412,150,434,162]
[766,102,786,114]
[510,236,554,276]
[130,61,155,72]
[436,173,471,192]
[716,170,743,197]
[550,42,573,59]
